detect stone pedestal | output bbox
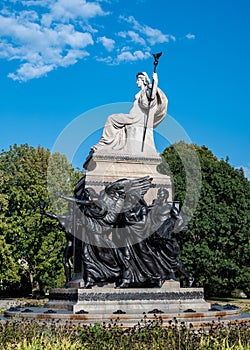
[86,153,172,204]
[45,282,210,315]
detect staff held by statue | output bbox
[141,52,162,152]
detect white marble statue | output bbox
[84,71,168,168]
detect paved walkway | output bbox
[0,298,26,309]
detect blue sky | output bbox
[0,0,249,178]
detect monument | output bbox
[9,53,240,325]
[8,53,232,325]
[40,53,211,318]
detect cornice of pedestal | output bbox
[92,152,162,164]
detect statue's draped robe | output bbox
[80,193,126,284]
[93,87,168,153]
[114,200,183,286]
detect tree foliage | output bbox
[160,142,250,297]
[0,169,20,284]
[0,144,81,295]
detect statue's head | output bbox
[136,72,150,86]
[157,188,169,201]
[128,190,141,205]
[85,187,97,200]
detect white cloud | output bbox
[97,36,115,51]
[0,8,94,81]
[0,41,20,59]
[55,24,93,49]
[117,50,150,63]
[58,49,90,66]
[21,0,51,6]
[118,30,146,46]
[119,15,175,45]
[142,27,171,45]
[185,33,195,40]
[42,0,108,27]
[95,55,113,64]
[169,34,177,42]
[0,15,42,45]
[8,63,54,81]
[81,24,98,34]
[0,2,187,81]
[18,10,39,22]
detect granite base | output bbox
[45,282,211,314]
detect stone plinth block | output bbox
[86,153,172,204]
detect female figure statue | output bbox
[84,71,168,168]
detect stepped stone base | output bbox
[5,284,245,327]
[45,282,210,315]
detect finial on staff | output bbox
[153,52,162,72]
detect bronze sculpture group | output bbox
[41,176,194,289]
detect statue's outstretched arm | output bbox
[41,210,58,220]
[58,193,93,206]
[151,72,158,100]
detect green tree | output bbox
[0,170,20,284]
[160,142,250,297]
[0,144,81,295]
